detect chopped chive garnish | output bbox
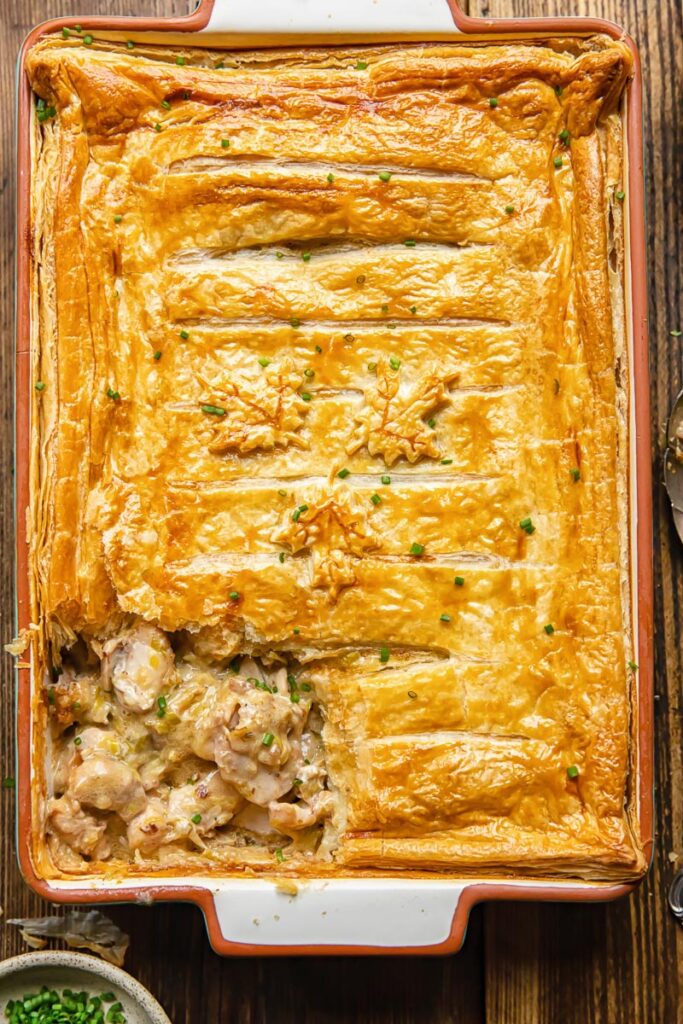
[389,356,401,371]
[427,417,436,428]
[410,542,424,556]
[293,627,300,634]
[616,190,626,201]
[379,646,390,663]
[278,551,286,563]
[157,695,167,711]
[554,156,563,169]
[519,516,535,535]
[229,591,240,601]
[315,344,323,353]
[106,387,120,401]
[292,504,309,522]
[337,468,351,479]
[505,205,515,214]
[628,660,638,671]
[179,329,189,339]
[407,691,418,699]
[262,732,275,747]
[327,172,335,183]
[191,813,202,824]
[47,688,56,705]
[367,361,377,373]
[36,104,57,122]
[566,765,579,780]
[74,736,82,745]
[304,368,315,378]
[176,55,186,65]
[161,99,171,110]
[221,138,230,148]
[276,251,284,259]
[381,475,391,485]
[126,40,135,48]
[154,123,162,132]
[83,34,93,45]
[278,489,287,497]
[670,330,682,337]
[275,847,285,862]
[378,171,392,182]
[454,576,465,586]
[440,613,451,623]
[74,24,82,31]
[302,252,311,262]
[381,303,389,313]
[153,350,162,360]
[301,392,312,402]
[404,239,416,247]
[570,468,581,482]
[201,404,226,416]
[555,85,563,96]
[489,97,498,108]
[215,60,225,69]
[113,214,123,223]
[544,623,555,635]
[290,317,301,329]
[299,682,312,692]
[409,305,417,314]
[34,381,45,392]
[440,458,453,465]
[356,274,366,285]
[559,129,570,145]
[370,493,381,506]
[290,692,300,703]
[354,60,368,70]
[62,27,70,37]
[258,356,270,367]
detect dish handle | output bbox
[199,0,463,34]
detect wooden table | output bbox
[1,2,681,1020]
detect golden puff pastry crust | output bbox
[26,33,644,881]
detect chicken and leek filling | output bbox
[45,622,333,869]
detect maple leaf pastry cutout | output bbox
[347,360,459,466]
[198,359,310,455]
[271,487,380,602]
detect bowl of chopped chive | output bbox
[0,953,171,1024]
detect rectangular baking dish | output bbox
[14,0,653,956]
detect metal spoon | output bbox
[663,388,683,543]
[668,869,683,925]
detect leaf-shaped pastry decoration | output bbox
[198,358,310,455]
[271,488,379,602]
[347,360,459,466]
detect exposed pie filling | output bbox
[25,34,645,880]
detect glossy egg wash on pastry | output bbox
[24,34,645,880]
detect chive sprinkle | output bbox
[83,34,93,45]
[389,356,401,371]
[554,156,563,169]
[519,516,535,535]
[176,55,186,65]
[275,847,285,862]
[370,493,381,506]
[34,381,46,392]
[379,646,390,663]
[441,458,453,465]
[113,214,123,223]
[327,172,335,183]
[410,305,417,314]
[427,417,436,429]
[440,613,451,622]
[570,468,581,482]
[670,330,682,337]
[381,475,391,485]
[304,368,315,378]
[292,504,308,522]
[293,627,300,634]
[161,99,171,110]
[262,732,275,747]
[74,736,82,746]
[454,576,465,586]
[354,60,368,70]
[404,239,416,247]
[126,39,135,48]
[201,404,226,416]
[278,551,286,563]
[315,344,323,353]
[356,274,366,285]
[367,361,377,372]
[566,765,579,780]
[191,813,202,824]
[410,542,424,556]
[106,387,120,400]
[74,24,82,31]
[544,623,555,635]
[301,392,312,402]
[378,171,392,182]
[337,468,351,479]
[179,329,190,339]
[276,251,284,259]
[290,317,301,329]
[616,190,626,201]
[489,97,498,108]
[258,356,270,367]
[559,129,570,145]
[153,350,162,360]
[290,692,300,703]
[628,660,638,671]
[302,252,311,262]
[215,60,225,69]
[381,303,389,313]
[221,138,230,148]
[62,27,70,37]
[154,123,162,132]
[278,489,287,497]
[229,591,240,601]
[505,205,515,214]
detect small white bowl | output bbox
[0,951,171,1023]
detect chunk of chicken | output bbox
[68,754,147,822]
[46,795,110,860]
[167,770,243,834]
[268,764,334,834]
[50,667,112,730]
[101,624,174,713]
[127,797,177,854]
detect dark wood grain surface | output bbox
[1,2,681,1021]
